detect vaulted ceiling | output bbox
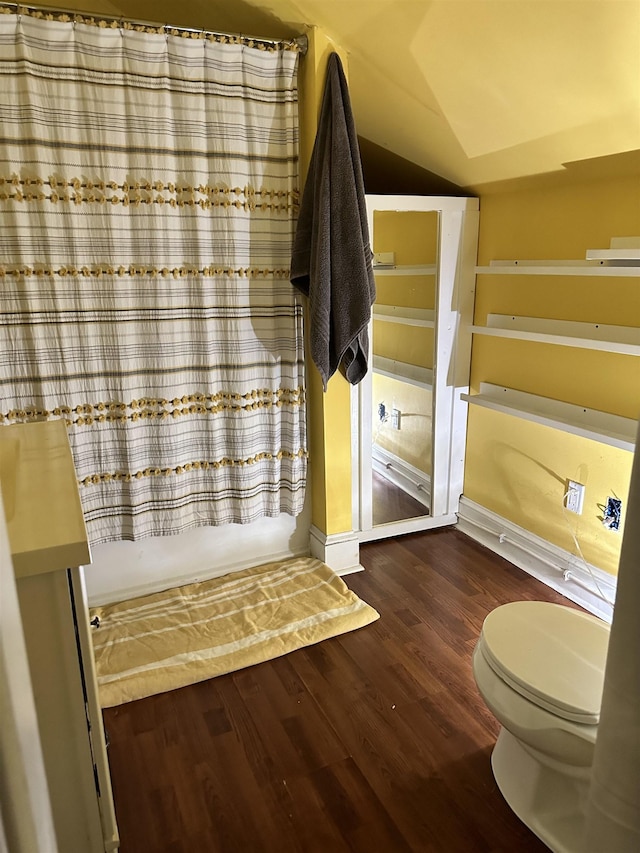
[43,0,640,191]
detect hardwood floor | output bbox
[103,527,575,852]
[372,472,428,525]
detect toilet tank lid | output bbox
[480,601,610,724]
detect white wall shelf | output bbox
[470,314,640,356]
[475,259,640,276]
[586,248,640,261]
[373,305,435,327]
[373,264,437,276]
[461,382,636,452]
[373,355,433,389]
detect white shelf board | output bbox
[373,264,437,276]
[475,260,640,276]
[610,237,640,249]
[373,305,435,327]
[470,314,640,356]
[461,383,636,452]
[586,249,640,261]
[373,355,433,389]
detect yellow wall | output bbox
[372,374,432,475]
[34,3,637,565]
[467,176,640,575]
[297,30,353,535]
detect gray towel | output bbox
[290,52,376,390]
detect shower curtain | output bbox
[0,8,306,544]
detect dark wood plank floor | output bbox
[103,527,576,852]
[372,472,428,525]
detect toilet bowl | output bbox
[472,600,610,852]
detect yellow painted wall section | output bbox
[375,275,435,310]
[374,210,438,265]
[374,323,434,369]
[467,176,640,575]
[298,29,353,535]
[373,374,432,475]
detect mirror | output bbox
[369,209,438,529]
[353,195,479,543]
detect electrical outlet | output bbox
[391,408,401,430]
[565,480,585,514]
[603,497,621,531]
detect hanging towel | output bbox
[291,52,376,390]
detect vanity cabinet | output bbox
[0,420,119,852]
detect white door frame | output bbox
[353,195,479,542]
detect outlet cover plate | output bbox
[566,480,585,514]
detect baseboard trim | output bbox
[309,526,363,575]
[336,564,366,576]
[457,497,616,622]
[372,444,431,508]
[90,532,362,607]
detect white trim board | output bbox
[359,513,457,543]
[586,249,640,261]
[373,355,433,389]
[373,265,437,276]
[373,305,435,327]
[461,383,637,452]
[470,314,640,356]
[475,260,640,276]
[372,444,431,509]
[457,497,616,622]
[309,526,364,575]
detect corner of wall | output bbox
[298,27,355,538]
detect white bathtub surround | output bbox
[86,505,311,607]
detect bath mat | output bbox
[90,556,379,707]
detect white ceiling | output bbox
[44,0,640,189]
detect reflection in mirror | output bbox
[370,209,438,527]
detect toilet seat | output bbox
[478,601,610,725]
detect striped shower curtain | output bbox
[0,8,306,544]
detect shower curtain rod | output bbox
[0,2,308,53]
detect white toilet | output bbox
[472,600,611,852]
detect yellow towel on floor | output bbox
[90,556,379,707]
